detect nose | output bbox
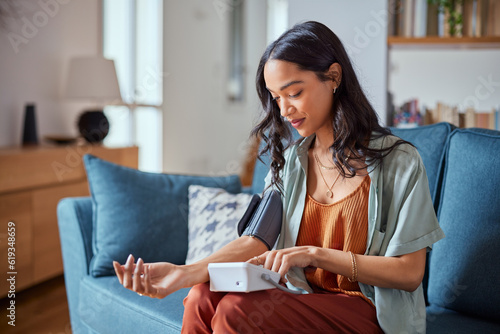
[279,100,295,118]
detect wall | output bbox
[162,0,389,176]
[0,0,100,147]
[389,48,500,113]
[162,0,267,175]
[287,0,389,124]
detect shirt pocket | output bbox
[368,229,386,255]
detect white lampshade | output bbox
[65,56,122,102]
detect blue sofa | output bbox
[57,123,500,333]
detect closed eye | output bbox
[272,90,302,101]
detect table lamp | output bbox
[65,56,121,143]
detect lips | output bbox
[289,118,305,128]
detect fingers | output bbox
[246,250,283,273]
[247,255,264,266]
[247,251,277,270]
[273,253,294,283]
[122,254,135,289]
[247,248,310,286]
[133,258,145,294]
[115,254,163,298]
[144,266,154,297]
[270,252,286,274]
[247,253,287,283]
[113,261,124,285]
[264,251,278,271]
[245,250,277,269]
[253,249,296,283]
[276,254,291,279]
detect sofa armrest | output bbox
[57,197,94,333]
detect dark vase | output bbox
[77,110,110,143]
[22,103,39,146]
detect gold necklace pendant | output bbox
[314,153,342,198]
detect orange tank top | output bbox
[296,175,373,305]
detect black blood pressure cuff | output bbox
[237,190,283,250]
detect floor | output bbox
[0,275,71,334]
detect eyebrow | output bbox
[267,80,304,93]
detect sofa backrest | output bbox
[390,122,454,206]
[427,128,500,322]
[251,146,271,194]
[251,128,302,194]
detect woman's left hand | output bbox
[247,246,320,282]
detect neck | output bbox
[313,127,334,154]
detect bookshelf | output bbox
[388,0,500,43]
[387,1,500,130]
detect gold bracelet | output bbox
[348,251,358,283]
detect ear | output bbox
[328,63,342,89]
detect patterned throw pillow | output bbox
[186,185,253,264]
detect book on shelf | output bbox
[463,107,500,129]
[474,0,500,37]
[462,0,474,36]
[414,0,428,37]
[392,98,423,128]
[426,2,440,35]
[389,0,500,38]
[487,0,500,36]
[425,103,499,130]
[392,99,500,131]
[404,0,414,37]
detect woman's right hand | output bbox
[113,254,192,299]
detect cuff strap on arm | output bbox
[237,190,282,250]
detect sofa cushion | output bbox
[426,304,500,334]
[186,185,253,264]
[427,128,500,322]
[79,275,189,333]
[83,154,242,277]
[390,122,454,204]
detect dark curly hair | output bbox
[251,21,409,192]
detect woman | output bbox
[114,21,444,333]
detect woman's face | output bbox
[264,59,337,138]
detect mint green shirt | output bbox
[266,134,445,334]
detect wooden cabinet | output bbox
[0,145,138,297]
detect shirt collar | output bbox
[296,132,385,184]
[296,135,315,172]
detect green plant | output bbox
[428,0,463,36]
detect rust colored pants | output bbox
[181,283,382,333]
